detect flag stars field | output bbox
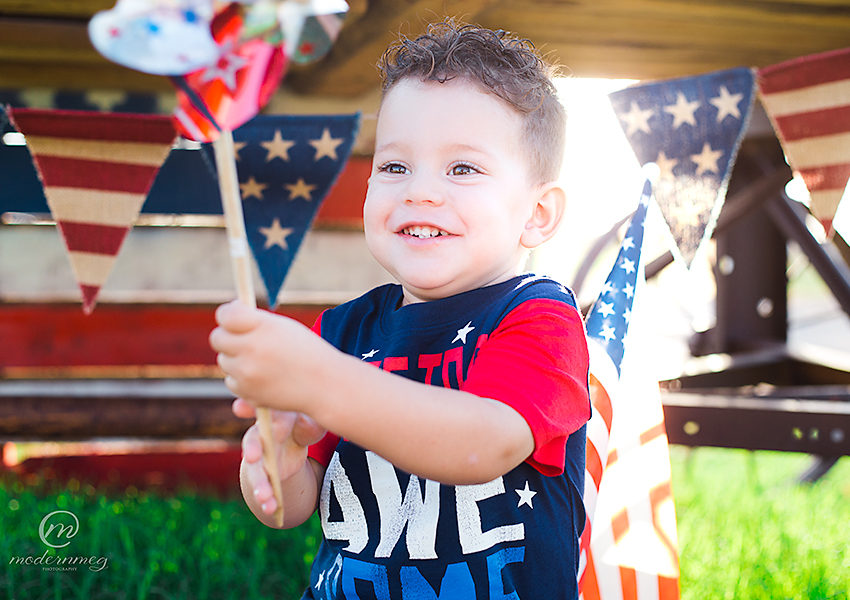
[285,177,316,201]
[621,101,655,135]
[690,142,723,176]
[259,218,293,250]
[309,127,344,161]
[262,129,296,162]
[709,85,744,121]
[239,176,267,200]
[663,92,700,128]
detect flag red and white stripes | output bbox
[8,108,175,313]
[580,180,679,600]
[758,47,850,231]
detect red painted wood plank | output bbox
[0,303,327,368]
[315,155,370,228]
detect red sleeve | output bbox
[461,299,590,476]
[306,310,340,467]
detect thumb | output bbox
[291,413,326,448]
[215,300,263,334]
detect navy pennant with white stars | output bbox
[608,67,755,268]
[585,179,652,373]
[202,113,360,307]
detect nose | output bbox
[404,171,445,206]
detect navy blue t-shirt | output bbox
[303,274,590,600]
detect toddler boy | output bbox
[211,20,590,599]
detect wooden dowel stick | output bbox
[213,129,285,528]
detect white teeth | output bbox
[402,226,447,238]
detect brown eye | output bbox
[378,162,407,175]
[450,163,475,176]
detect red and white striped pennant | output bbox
[758,47,850,232]
[8,108,175,313]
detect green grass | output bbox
[2,448,848,599]
[1,475,321,600]
[672,447,850,600]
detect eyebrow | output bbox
[373,141,491,157]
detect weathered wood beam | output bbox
[286,0,498,97]
[0,379,247,440]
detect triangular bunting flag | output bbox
[609,67,755,267]
[8,108,176,313]
[202,113,359,307]
[580,179,680,600]
[758,47,850,232]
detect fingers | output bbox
[232,398,256,419]
[292,413,327,447]
[215,300,263,334]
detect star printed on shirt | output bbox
[361,348,379,360]
[663,91,700,129]
[309,128,345,161]
[709,85,744,122]
[262,129,296,162]
[690,142,724,176]
[239,176,267,200]
[285,177,317,201]
[452,321,475,344]
[259,218,293,250]
[515,481,537,508]
[620,101,654,135]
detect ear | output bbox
[520,182,566,249]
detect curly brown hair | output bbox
[377,20,566,183]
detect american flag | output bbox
[608,68,755,267]
[7,108,175,313]
[201,113,359,307]
[579,179,680,600]
[757,47,850,233]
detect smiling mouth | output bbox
[400,225,451,238]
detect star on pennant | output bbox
[597,301,615,318]
[622,236,635,251]
[663,91,700,129]
[709,85,744,122]
[262,130,296,162]
[620,257,636,275]
[309,128,344,161]
[599,323,617,342]
[654,151,678,180]
[515,481,537,508]
[623,307,632,324]
[623,282,635,299]
[239,176,267,200]
[285,178,317,201]
[361,349,379,360]
[199,42,248,92]
[601,280,617,296]
[690,142,724,176]
[452,321,475,344]
[233,141,247,161]
[259,218,293,250]
[620,101,654,135]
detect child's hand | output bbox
[210,300,333,414]
[233,398,326,515]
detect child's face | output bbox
[364,77,541,304]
